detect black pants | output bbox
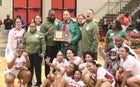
[27,53,42,86]
[45,45,58,77]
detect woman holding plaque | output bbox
[57,10,80,57]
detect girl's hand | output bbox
[40,53,44,58]
[99,46,104,50]
[115,71,120,81]
[14,50,20,58]
[23,52,28,59]
[45,57,50,64]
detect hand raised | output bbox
[45,57,51,64]
[14,50,20,58]
[23,52,28,58]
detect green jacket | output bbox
[57,20,80,55]
[40,18,59,46]
[82,20,99,52]
[23,31,46,55]
[57,20,80,44]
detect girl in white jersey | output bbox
[115,47,140,87]
[5,17,25,58]
[42,59,78,87]
[52,63,78,87]
[66,48,83,65]
[41,51,69,87]
[79,50,100,71]
[82,60,115,87]
[4,43,31,87]
[69,70,85,87]
[52,51,69,74]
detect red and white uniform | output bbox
[79,63,86,70]
[70,56,81,65]
[79,60,100,71]
[52,58,69,74]
[5,52,27,76]
[63,73,73,83]
[91,67,115,87]
[69,79,85,87]
[120,55,140,80]
[5,28,25,58]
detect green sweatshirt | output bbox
[82,20,99,52]
[57,20,80,55]
[40,18,59,46]
[23,31,46,55]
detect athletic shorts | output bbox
[4,69,22,77]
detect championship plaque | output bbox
[53,31,72,42]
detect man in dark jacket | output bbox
[40,9,60,77]
[3,14,13,42]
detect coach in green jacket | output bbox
[82,9,99,60]
[57,10,80,57]
[23,22,46,86]
[40,9,60,77]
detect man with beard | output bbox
[40,9,60,77]
[82,9,99,60]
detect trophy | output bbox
[53,30,72,42]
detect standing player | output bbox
[5,17,25,58]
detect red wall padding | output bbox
[28,10,41,22]
[13,0,42,23]
[28,0,41,8]
[14,9,26,23]
[14,0,26,7]
[51,0,76,20]
[55,10,63,20]
[52,0,62,8]
[64,0,75,9]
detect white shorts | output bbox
[4,69,21,77]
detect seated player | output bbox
[4,43,31,87]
